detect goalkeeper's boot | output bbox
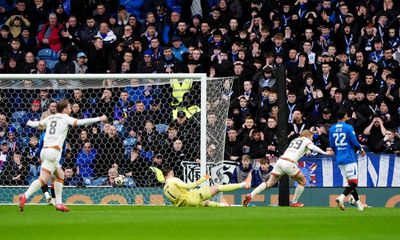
[56,204,70,212]
[335,197,345,211]
[18,194,26,212]
[290,202,305,207]
[243,194,252,207]
[244,172,252,189]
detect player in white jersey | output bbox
[19,99,107,212]
[243,130,333,207]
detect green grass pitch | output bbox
[1,205,399,240]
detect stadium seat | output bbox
[11,111,27,123]
[47,60,58,71]
[156,124,169,134]
[38,48,58,60]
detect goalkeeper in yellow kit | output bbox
[151,167,251,207]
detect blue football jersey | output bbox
[329,122,362,165]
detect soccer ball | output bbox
[115,175,126,186]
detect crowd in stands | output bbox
[1,0,400,187]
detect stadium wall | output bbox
[1,187,400,207]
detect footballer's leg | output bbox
[290,171,306,207]
[200,200,229,207]
[20,168,51,212]
[243,174,279,207]
[54,167,69,212]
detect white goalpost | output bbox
[0,74,233,205]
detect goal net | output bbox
[0,74,233,205]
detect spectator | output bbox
[53,50,75,73]
[363,116,387,152]
[72,52,88,74]
[1,151,27,185]
[375,129,400,154]
[231,154,253,184]
[79,16,99,43]
[0,140,11,173]
[63,167,84,187]
[23,136,40,184]
[96,125,123,178]
[21,51,37,73]
[252,157,273,187]
[95,22,117,45]
[4,15,30,38]
[37,13,64,52]
[122,148,149,187]
[76,142,97,185]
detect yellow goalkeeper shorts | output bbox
[182,187,212,207]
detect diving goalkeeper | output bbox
[151,167,251,207]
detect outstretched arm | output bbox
[27,118,48,129]
[307,143,327,155]
[67,115,107,127]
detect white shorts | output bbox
[338,162,358,180]
[271,159,300,177]
[40,148,62,174]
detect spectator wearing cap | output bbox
[37,13,64,52]
[136,49,157,73]
[4,14,30,38]
[73,52,88,74]
[319,108,335,127]
[171,36,187,62]
[3,127,22,153]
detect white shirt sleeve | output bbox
[307,143,327,155]
[27,117,48,128]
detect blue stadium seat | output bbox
[38,48,58,60]
[11,111,27,123]
[47,60,58,71]
[156,124,169,134]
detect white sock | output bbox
[292,185,305,204]
[250,182,267,198]
[54,181,63,205]
[338,194,346,201]
[25,179,42,199]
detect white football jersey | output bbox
[280,137,312,162]
[40,113,77,148]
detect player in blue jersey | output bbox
[329,109,366,211]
